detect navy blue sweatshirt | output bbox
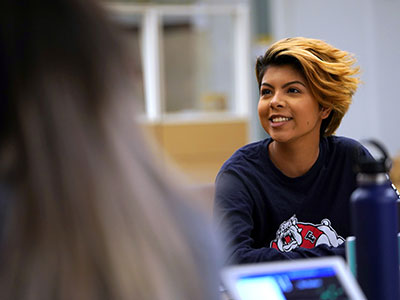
[214,136,372,264]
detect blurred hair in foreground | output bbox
[0,0,220,299]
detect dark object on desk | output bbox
[351,139,400,300]
[398,199,400,232]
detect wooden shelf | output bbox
[141,117,249,183]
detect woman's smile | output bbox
[258,64,330,145]
[269,115,293,127]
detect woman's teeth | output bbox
[272,117,290,123]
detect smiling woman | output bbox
[258,64,332,177]
[213,37,395,264]
[258,64,329,144]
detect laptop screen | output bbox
[221,257,366,300]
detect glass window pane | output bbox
[162,13,235,114]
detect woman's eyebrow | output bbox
[260,82,273,89]
[260,80,306,89]
[282,80,306,88]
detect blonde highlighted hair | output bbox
[255,37,360,136]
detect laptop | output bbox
[221,256,366,300]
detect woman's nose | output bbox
[270,92,284,108]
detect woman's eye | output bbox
[288,88,300,93]
[260,89,271,96]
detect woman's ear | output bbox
[320,107,332,119]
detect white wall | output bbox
[269,0,400,157]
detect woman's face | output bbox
[258,64,331,145]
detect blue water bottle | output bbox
[350,140,399,300]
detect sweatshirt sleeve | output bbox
[214,170,346,264]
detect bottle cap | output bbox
[354,139,392,174]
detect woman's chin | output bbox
[268,134,291,143]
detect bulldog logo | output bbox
[270,215,345,252]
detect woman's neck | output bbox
[268,138,321,178]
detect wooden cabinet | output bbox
[142,116,248,183]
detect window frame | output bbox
[107,2,251,122]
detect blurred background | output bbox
[105,0,400,187]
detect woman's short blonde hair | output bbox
[255,37,360,136]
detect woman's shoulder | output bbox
[218,138,271,173]
[236,138,270,155]
[326,135,362,147]
[323,135,371,159]
[325,135,365,151]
